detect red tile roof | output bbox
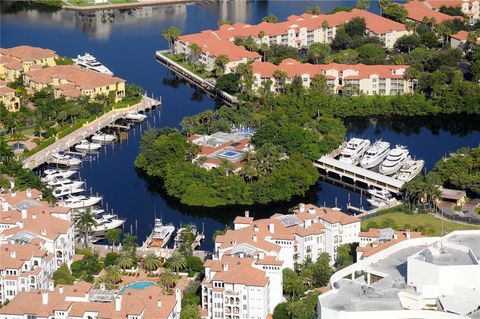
[0,45,57,62]
[402,1,463,22]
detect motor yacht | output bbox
[379,145,409,176]
[47,178,84,189]
[90,214,124,235]
[73,207,105,216]
[91,132,116,143]
[60,195,102,209]
[73,53,113,75]
[48,153,82,167]
[124,111,147,122]
[75,140,102,152]
[367,188,396,207]
[146,218,175,248]
[41,169,77,182]
[338,138,371,165]
[396,157,425,182]
[359,140,390,169]
[52,186,85,198]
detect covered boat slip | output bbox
[314,156,405,194]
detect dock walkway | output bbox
[22,95,160,170]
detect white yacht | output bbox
[47,178,84,189]
[396,157,425,182]
[124,111,147,122]
[146,218,175,248]
[367,188,395,207]
[48,153,82,167]
[59,195,102,209]
[338,138,371,165]
[379,145,409,176]
[90,215,124,235]
[73,53,113,75]
[52,187,84,198]
[74,207,105,216]
[41,169,77,182]
[360,140,390,169]
[75,140,102,152]
[91,132,116,143]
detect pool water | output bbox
[224,151,239,157]
[120,281,155,294]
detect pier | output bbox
[155,50,238,106]
[22,95,161,170]
[314,156,406,194]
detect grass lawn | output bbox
[163,53,212,79]
[363,211,480,236]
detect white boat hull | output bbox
[91,220,124,235]
[61,196,102,209]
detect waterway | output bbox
[2,1,479,250]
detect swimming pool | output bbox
[223,151,240,157]
[120,281,155,294]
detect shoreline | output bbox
[62,0,199,11]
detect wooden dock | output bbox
[155,50,238,106]
[22,95,161,170]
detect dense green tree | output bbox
[356,43,386,64]
[272,302,290,319]
[215,73,240,94]
[325,49,359,64]
[307,43,331,64]
[336,244,354,269]
[382,3,408,23]
[180,304,201,319]
[52,263,75,286]
[159,269,177,289]
[104,252,118,268]
[106,228,121,252]
[355,0,370,10]
[76,209,97,248]
[344,17,367,37]
[217,19,232,27]
[166,252,187,274]
[142,253,162,273]
[439,5,464,17]
[282,268,305,300]
[262,14,278,23]
[394,34,422,53]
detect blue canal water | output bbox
[1,1,479,250]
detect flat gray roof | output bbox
[416,247,475,266]
[447,234,480,259]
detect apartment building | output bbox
[251,58,414,96]
[23,65,126,102]
[202,204,360,318]
[317,230,480,319]
[450,30,480,48]
[425,0,479,23]
[0,80,20,112]
[0,45,57,82]
[174,9,410,73]
[0,189,75,304]
[402,1,464,23]
[0,283,181,319]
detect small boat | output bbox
[360,140,390,169]
[174,224,197,248]
[367,188,395,207]
[379,145,409,176]
[146,218,175,248]
[91,132,116,143]
[73,53,113,75]
[47,178,84,189]
[41,169,77,182]
[48,153,82,167]
[124,111,147,122]
[396,157,425,182]
[90,214,124,235]
[75,140,102,152]
[52,187,85,198]
[338,138,371,165]
[60,195,102,209]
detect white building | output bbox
[317,230,480,319]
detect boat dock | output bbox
[155,50,238,106]
[347,200,402,219]
[22,95,161,170]
[314,155,406,194]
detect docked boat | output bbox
[379,145,409,176]
[73,53,113,75]
[174,224,197,248]
[338,138,371,165]
[48,153,82,167]
[367,188,395,207]
[146,218,175,248]
[91,132,116,143]
[73,207,105,216]
[52,186,85,198]
[47,178,84,189]
[396,157,425,182]
[41,169,77,182]
[75,140,102,152]
[124,111,147,122]
[359,140,390,169]
[60,195,102,209]
[90,214,124,235]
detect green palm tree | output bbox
[179,225,196,256]
[165,252,186,275]
[189,43,202,66]
[76,209,97,248]
[106,265,122,284]
[214,54,230,76]
[142,253,161,273]
[158,269,177,291]
[106,229,121,252]
[116,252,133,270]
[162,26,182,52]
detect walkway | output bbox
[22,95,160,170]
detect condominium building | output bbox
[450,30,480,48]
[23,65,126,102]
[402,1,464,23]
[174,9,410,73]
[424,0,479,23]
[251,58,414,96]
[0,189,75,304]
[0,282,181,319]
[0,80,20,112]
[0,45,57,82]
[317,230,480,319]
[202,204,360,318]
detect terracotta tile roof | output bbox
[402,1,463,22]
[358,228,381,238]
[0,45,57,61]
[213,260,269,287]
[234,216,254,224]
[425,0,476,10]
[294,204,360,225]
[356,230,422,257]
[0,86,15,96]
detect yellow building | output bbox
[0,45,57,82]
[0,80,20,112]
[24,65,125,102]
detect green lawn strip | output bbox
[162,53,212,79]
[363,211,480,236]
